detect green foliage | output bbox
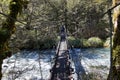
[18,36,104,49]
[104,37,110,47]
[0,0,109,51]
[87,37,103,48]
[67,0,109,39]
[67,36,104,48]
[0,29,10,44]
[9,1,21,19]
[40,38,56,49]
[21,37,56,50]
[68,36,75,40]
[68,36,81,48]
[0,50,11,59]
[82,39,90,48]
[113,46,120,66]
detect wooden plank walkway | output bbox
[50,26,74,80]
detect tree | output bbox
[108,0,120,79]
[0,0,28,79]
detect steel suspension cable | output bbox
[0,12,26,25]
[10,34,19,79]
[35,29,52,79]
[34,27,43,79]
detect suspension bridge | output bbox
[2,25,91,80]
[1,1,120,80]
[50,26,74,80]
[0,21,110,80]
[49,26,88,80]
[0,11,113,80]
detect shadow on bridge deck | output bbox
[70,47,86,80]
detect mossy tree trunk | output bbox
[108,0,120,79]
[0,0,27,79]
[112,15,120,79]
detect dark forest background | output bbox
[0,0,110,51]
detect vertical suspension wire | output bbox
[11,38,15,80]
[11,33,18,80]
[34,27,43,79]
[108,10,113,80]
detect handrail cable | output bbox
[50,40,61,80]
[34,28,43,79]
[103,3,120,16]
[0,12,26,25]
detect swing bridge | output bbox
[49,26,89,80]
[1,2,120,80]
[2,26,95,80]
[1,25,110,80]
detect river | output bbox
[2,48,110,80]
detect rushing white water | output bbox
[81,48,110,79]
[2,48,110,80]
[2,50,54,80]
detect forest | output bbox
[0,0,120,80]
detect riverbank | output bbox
[9,36,110,51]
